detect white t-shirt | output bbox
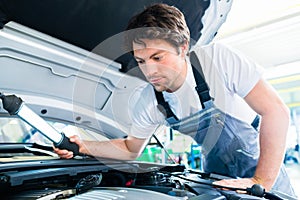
[128,42,264,139]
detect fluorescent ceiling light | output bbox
[264,61,300,80]
[216,0,300,38]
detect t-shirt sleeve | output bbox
[214,43,265,98]
[128,85,162,139]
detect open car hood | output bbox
[0,2,298,200]
[0,0,232,138]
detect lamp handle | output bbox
[54,133,80,156]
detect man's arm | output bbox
[244,78,290,190]
[54,135,149,160]
[214,78,290,191]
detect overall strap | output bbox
[154,90,178,120]
[190,51,211,108]
[155,51,211,120]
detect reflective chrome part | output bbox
[37,189,76,200]
[69,187,185,200]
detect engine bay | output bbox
[0,159,291,200]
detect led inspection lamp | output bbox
[0,92,79,156]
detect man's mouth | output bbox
[149,77,163,85]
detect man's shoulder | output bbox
[133,83,153,95]
[129,83,155,106]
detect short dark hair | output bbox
[125,3,190,53]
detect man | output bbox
[55,3,296,197]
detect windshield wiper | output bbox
[0,143,57,157]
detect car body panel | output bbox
[1,1,292,200]
[0,21,145,138]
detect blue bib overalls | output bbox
[154,51,296,197]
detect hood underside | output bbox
[0,0,232,138]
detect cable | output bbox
[168,172,284,200]
[152,134,177,164]
[171,173,247,192]
[75,173,102,194]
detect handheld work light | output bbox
[0,92,79,155]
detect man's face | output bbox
[133,39,187,92]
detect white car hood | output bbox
[0,0,232,139]
[0,22,145,138]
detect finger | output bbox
[69,135,80,144]
[212,181,229,190]
[55,149,73,158]
[213,180,242,189]
[64,153,74,159]
[55,149,70,155]
[69,137,76,142]
[59,151,74,159]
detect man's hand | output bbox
[53,135,148,160]
[213,177,262,193]
[53,135,82,159]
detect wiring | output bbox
[163,171,285,200]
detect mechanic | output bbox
[54,3,296,197]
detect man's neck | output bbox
[166,59,188,93]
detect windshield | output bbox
[0,117,109,145]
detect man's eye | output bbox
[137,60,145,64]
[153,56,162,61]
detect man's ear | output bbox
[180,41,189,56]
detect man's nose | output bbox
[143,61,159,77]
